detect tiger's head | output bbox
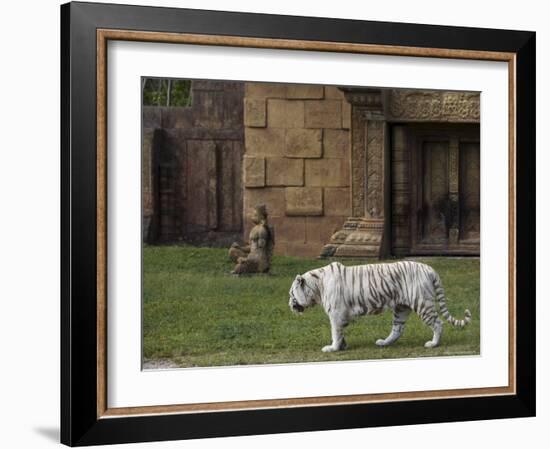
[288,274,318,314]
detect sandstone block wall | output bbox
[243,82,352,257]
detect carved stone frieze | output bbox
[388,90,480,122]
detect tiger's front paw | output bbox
[376,338,389,347]
[322,345,337,352]
[322,339,347,352]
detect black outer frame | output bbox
[60,1,536,446]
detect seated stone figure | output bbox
[229,205,274,275]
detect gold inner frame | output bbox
[96,28,517,419]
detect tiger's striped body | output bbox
[288,261,471,352]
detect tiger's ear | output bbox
[295,275,305,286]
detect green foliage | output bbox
[142,78,192,107]
[143,245,480,367]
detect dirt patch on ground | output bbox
[142,359,180,370]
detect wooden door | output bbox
[150,133,244,245]
[418,140,450,247]
[391,124,480,256]
[181,139,243,241]
[459,142,481,244]
[147,80,245,246]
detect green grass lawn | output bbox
[143,245,480,368]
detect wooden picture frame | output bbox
[61,1,535,446]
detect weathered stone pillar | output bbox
[448,137,460,245]
[320,88,389,258]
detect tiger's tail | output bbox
[432,272,472,328]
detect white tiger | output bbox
[288,261,471,352]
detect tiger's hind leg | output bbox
[376,306,411,347]
[417,302,443,348]
[424,318,443,348]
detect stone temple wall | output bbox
[242,82,352,257]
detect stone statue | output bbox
[229,204,274,275]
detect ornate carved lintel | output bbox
[388,90,480,122]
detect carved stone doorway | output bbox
[320,87,480,259]
[392,124,480,256]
